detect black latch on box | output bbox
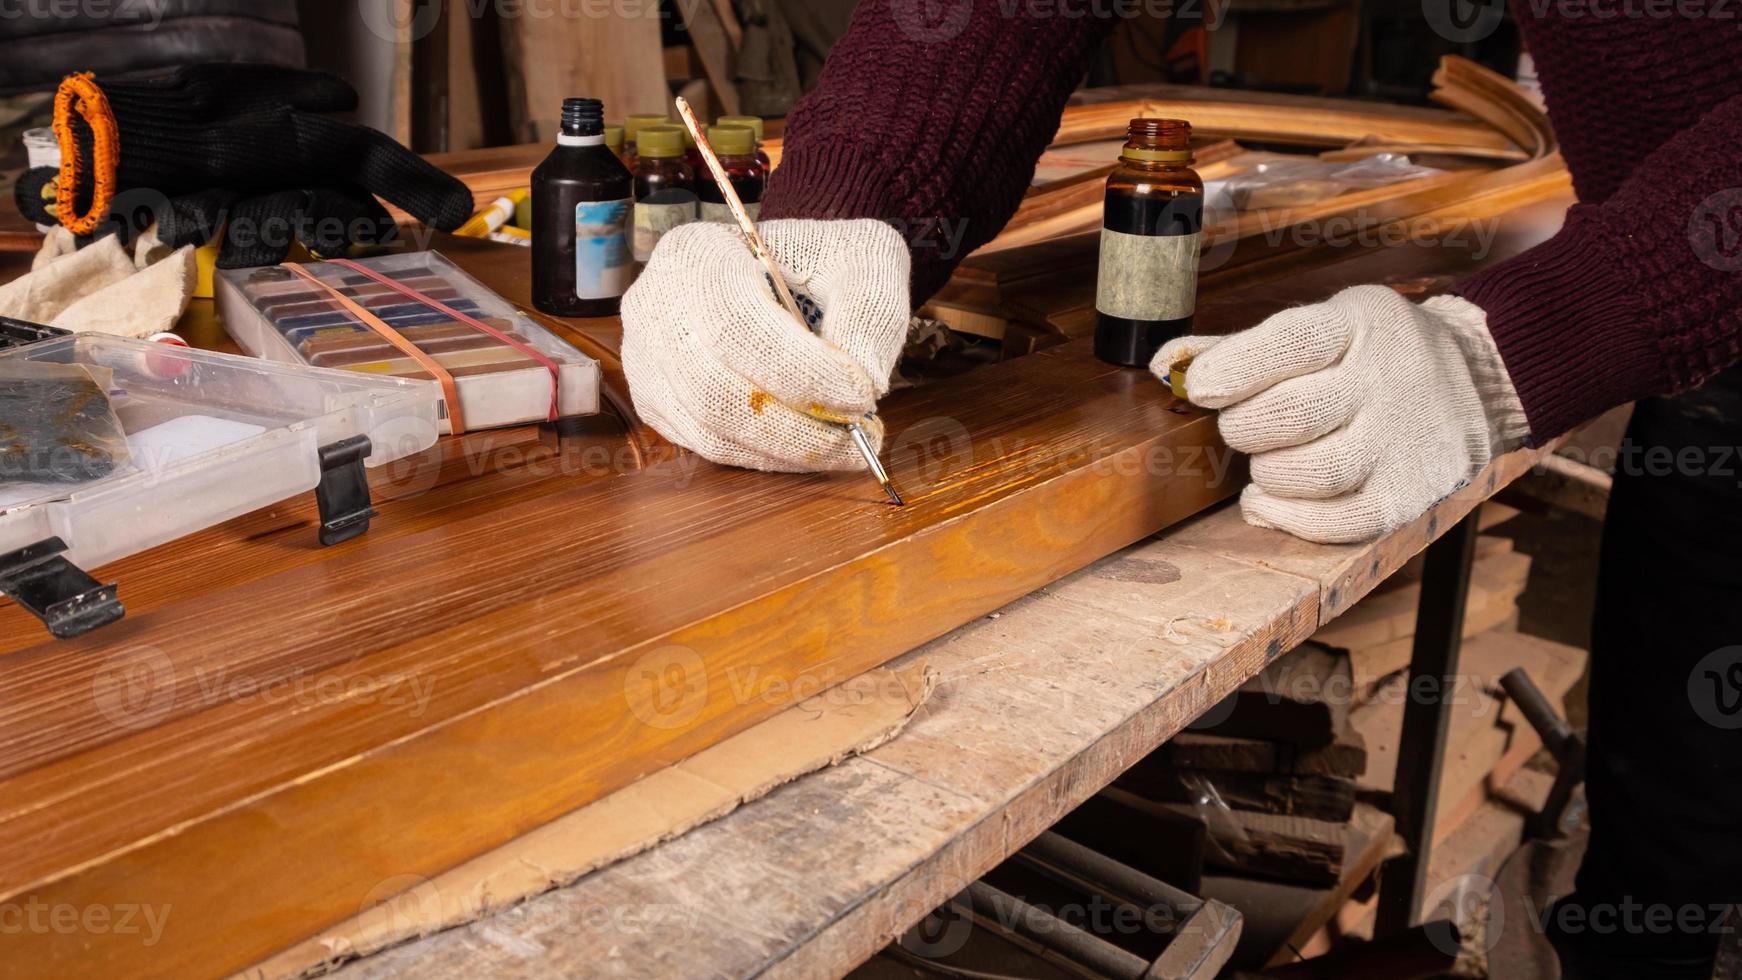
[3,438,381,641]
[316,436,378,547]
[0,317,70,351]
[0,538,124,639]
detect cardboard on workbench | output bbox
[248,662,934,979]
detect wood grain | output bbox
[0,286,1240,980]
[497,6,668,144]
[0,87,1572,978]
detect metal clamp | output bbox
[316,436,377,547]
[0,538,124,639]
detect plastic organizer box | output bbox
[216,251,601,432]
[0,334,442,638]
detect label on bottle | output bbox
[633,191,700,261]
[575,198,633,300]
[1095,228,1201,322]
[701,200,760,224]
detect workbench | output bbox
[313,438,1556,978]
[0,101,1575,976]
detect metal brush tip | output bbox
[846,422,905,507]
[882,479,906,507]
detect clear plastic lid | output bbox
[216,251,601,433]
[0,335,442,569]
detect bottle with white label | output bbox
[631,126,699,263]
[531,97,634,317]
[1094,118,1204,367]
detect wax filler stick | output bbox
[673,96,905,507]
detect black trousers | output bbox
[1555,364,1742,973]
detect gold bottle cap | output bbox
[708,125,756,156]
[716,114,765,142]
[624,113,670,142]
[636,125,686,158]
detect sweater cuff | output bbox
[762,142,902,223]
[1451,206,1664,442]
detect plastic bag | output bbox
[1211,153,1443,211]
[0,362,129,484]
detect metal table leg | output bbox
[1376,509,1482,937]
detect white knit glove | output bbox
[621,218,911,471]
[1155,285,1531,543]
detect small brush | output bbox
[673,96,904,507]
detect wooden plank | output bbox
[1203,804,1396,969]
[1158,728,1368,780]
[1116,765,1358,822]
[675,0,742,117]
[1211,644,1353,747]
[1353,629,1585,844]
[1063,86,1519,156]
[498,4,667,144]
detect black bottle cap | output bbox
[561,97,604,137]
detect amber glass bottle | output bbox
[531,97,634,317]
[716,114,771,176]
[603,124,625,163]
[1094,118,1204,367]
[698,125,764,224]
[631,125,698,262]
[621,113,669,171]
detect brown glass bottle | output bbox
[531,97,634,317]
[716,115,772,176]
[697,125,765,224]
[621,113,669,172]
[1094,118,1204,367]
[631,125,698,262]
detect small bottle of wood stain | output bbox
[716,114,771,176]
[531,97,634,317]
[631,125,698,262]
[621,113,669,171]
[699,125,764,224]
[1094,118,1204,367]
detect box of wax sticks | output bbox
[216,252,600,433]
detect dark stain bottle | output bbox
[1094,118,1204,367]
[631,126,698,263]
[697,125,764,224]
[716,114,772,176]
[531,97,634,318]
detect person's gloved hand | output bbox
[1155,285,1531,543]
[14,65,474,268]
[621,218,911,472]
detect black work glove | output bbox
[15,64,474,267]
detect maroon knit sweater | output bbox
[762,2,1742,442]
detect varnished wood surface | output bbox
[0,256,1242,978]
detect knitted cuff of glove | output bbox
[1425,294,1533,455]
